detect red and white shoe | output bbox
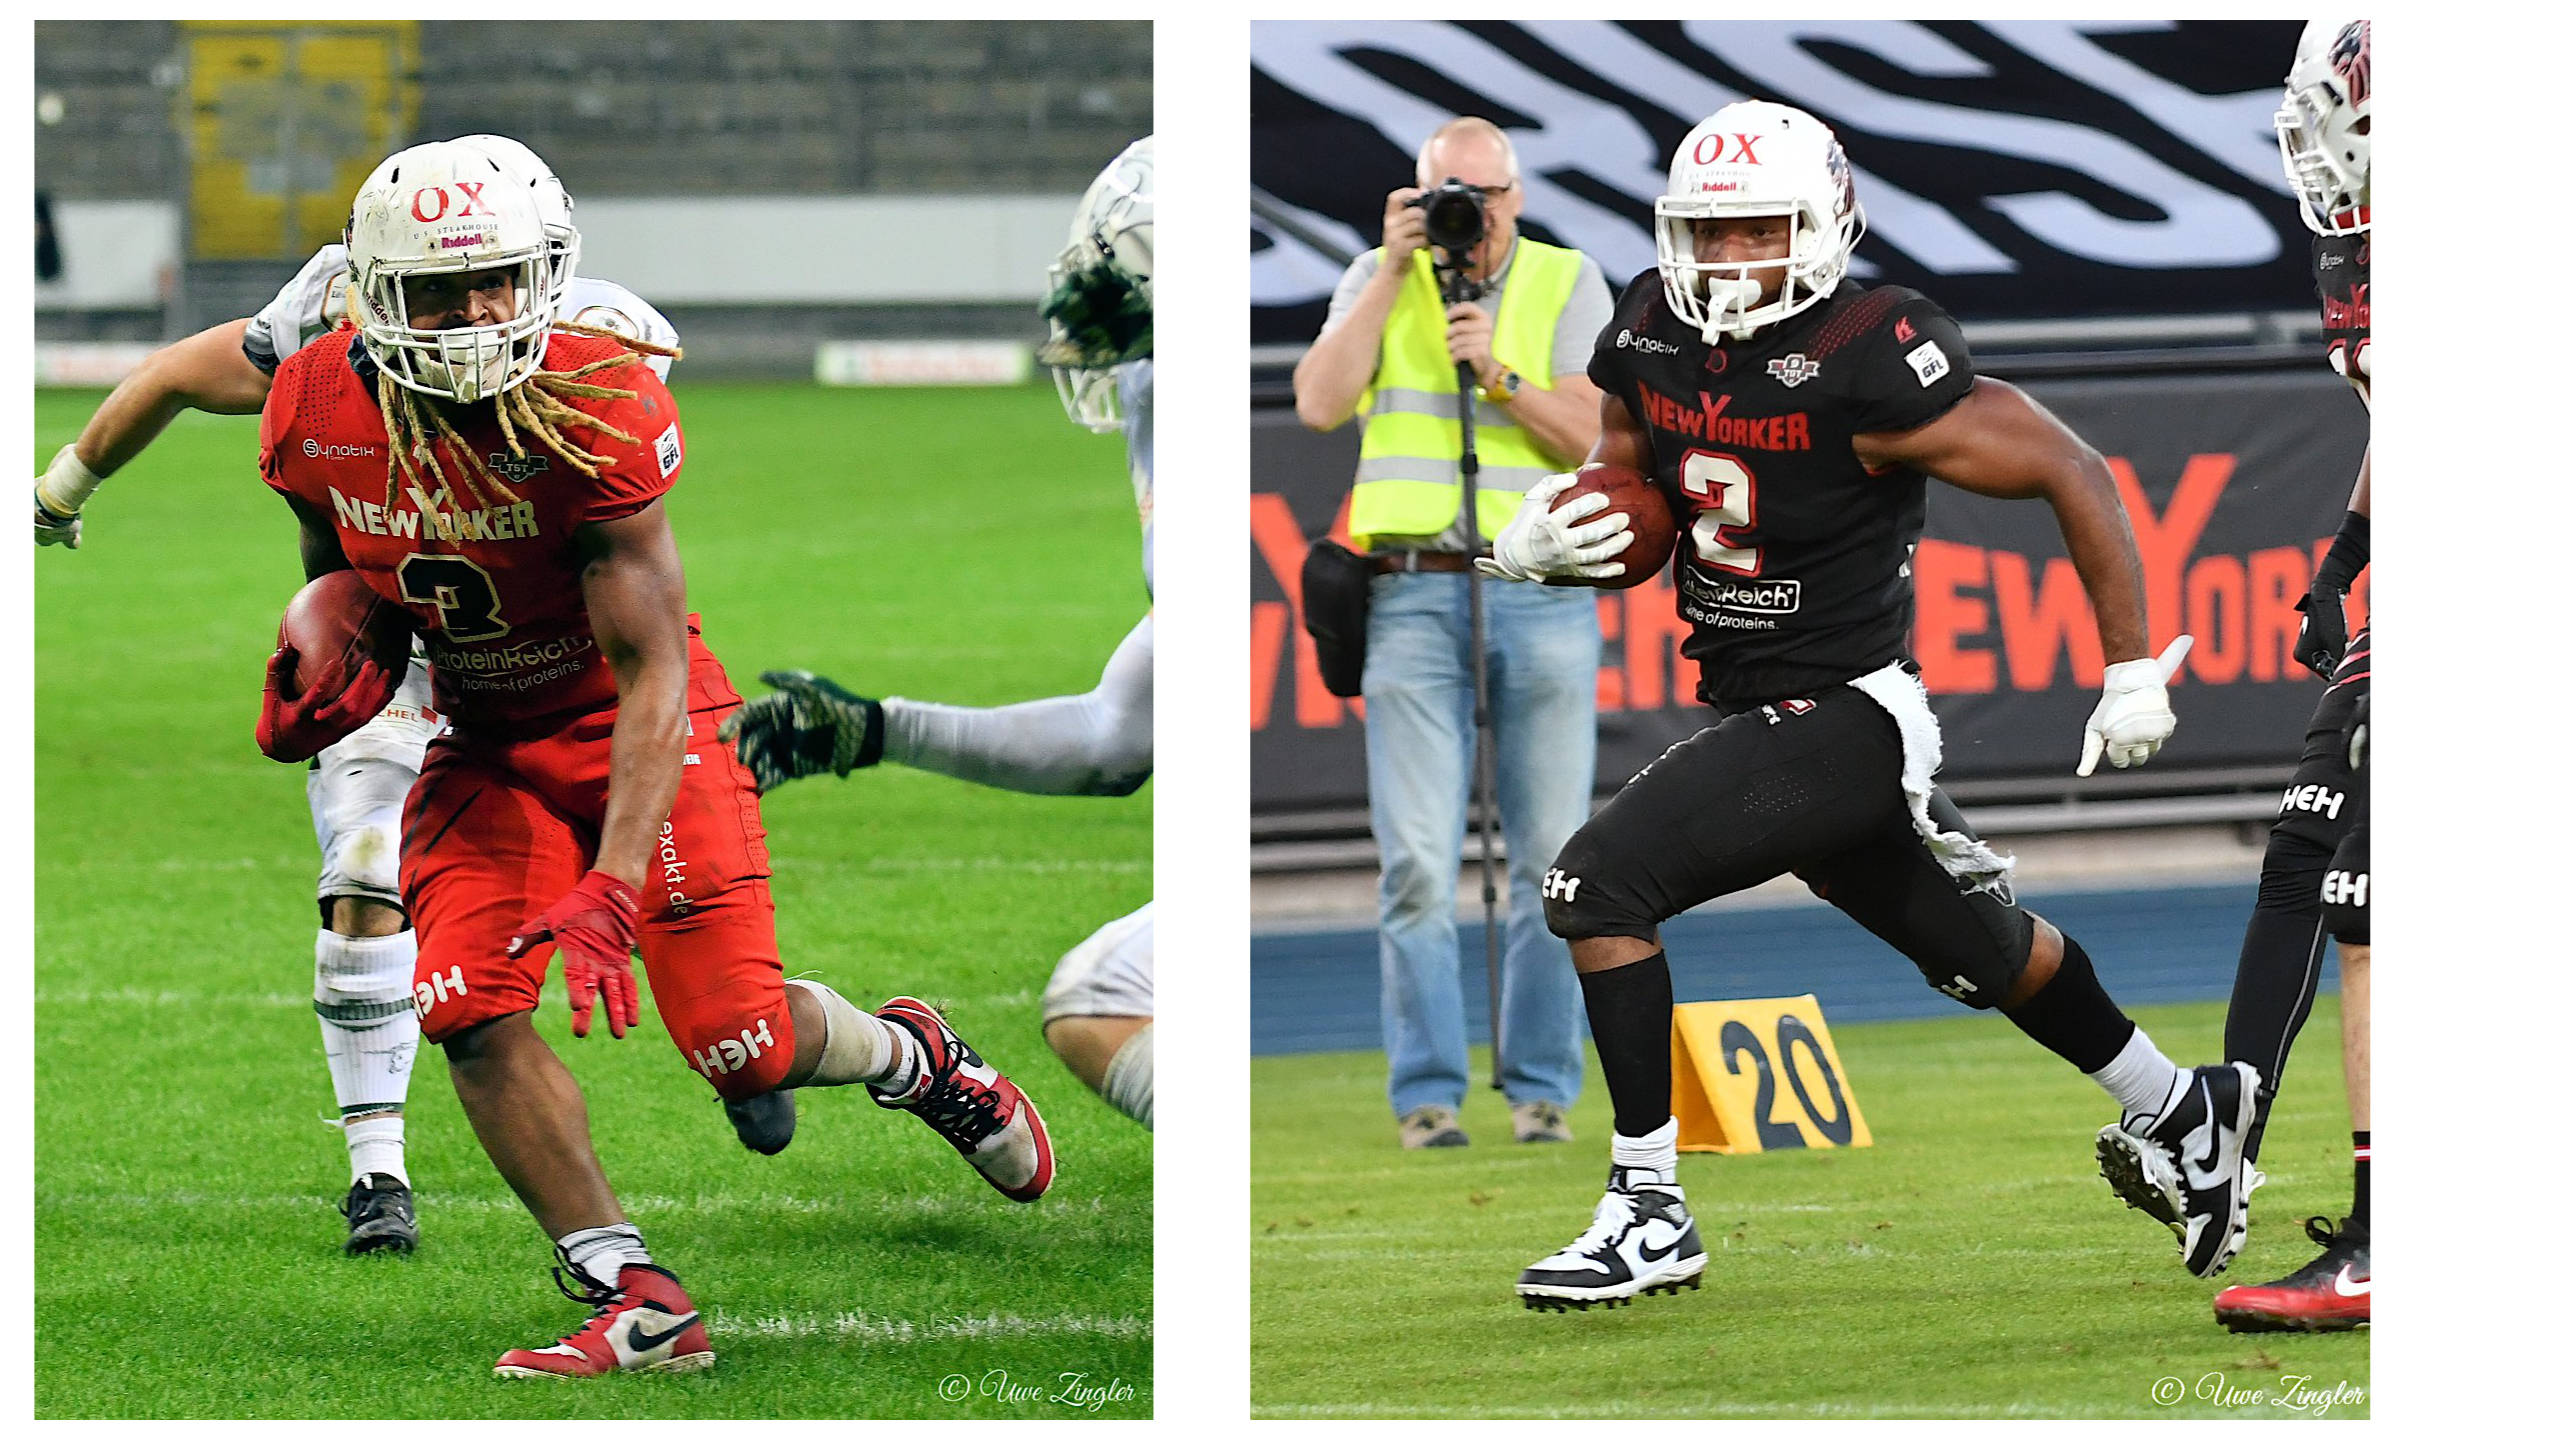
[2213,1217,2370,1332]
[494,1263,715,1378]
[871,996,1054,1202]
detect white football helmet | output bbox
[1654,101,1864,343]
[346,140,572,403]
[1043,135,1154,432]
[2275,19,2371,236]
[457,133,580,276]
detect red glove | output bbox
[256,643,402,763]
[507,870,643,1039]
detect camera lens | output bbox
[1421,186,1487,252]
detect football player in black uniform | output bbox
[2212,18,2372,1334]
[1476,100,2256,1313]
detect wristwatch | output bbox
[1477,366,1523,404]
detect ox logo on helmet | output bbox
[1689,132,1764,167]
[408,182,489,224]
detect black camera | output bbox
[1407,179,1489,254]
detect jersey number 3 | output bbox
[1679,450,1761,576]
[397,553,511,641]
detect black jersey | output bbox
[1588,274,1975,707]
[2314,230,2370,407]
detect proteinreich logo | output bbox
[1766,353,1820,388]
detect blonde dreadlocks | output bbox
[376,321,685,532]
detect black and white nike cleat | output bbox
[341,1173,417,1256]
[2096,1061,2263,1278]
[1517,1164,1706,1312]
[723,1089,796,1156]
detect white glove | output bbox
[1473,472,1632,584]
[35,443,101,550]
[2076,635,2193,777]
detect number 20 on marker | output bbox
[1667,994,1874,1154]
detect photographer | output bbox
[1293,116,1614,1149]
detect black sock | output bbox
[2222,902,2329,1091]
[1579,952,1673,1138]
[2347,1131,2369,1237]
[2003,935,2136,1073]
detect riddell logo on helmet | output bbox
[1689,133,1764,166]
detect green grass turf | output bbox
[1253,999,2368,1420]
[35,383,1151,1418]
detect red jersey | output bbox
[260,329,686,731]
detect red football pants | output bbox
[400,633,794,1098]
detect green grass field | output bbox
[35,383,1151,1418]
[1253,1000,2367,1419]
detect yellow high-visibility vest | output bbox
[1349,237,1581,549]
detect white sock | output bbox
[344,1112,409,1185]
[2092,1027,2180,1124]
[1101,1023,1153,1131]
[790,979,917,1091]
[316,929,419,1109]
[556,1224,651,1290]
[1612,1117,1681,1188]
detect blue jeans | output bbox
[1363,571,1598,1118]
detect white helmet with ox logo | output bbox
[345,139,573,403]
[1654,100,1863,343]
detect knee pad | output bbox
[2322,828,2370,946]
[1907,895,2036,1011]
[1044,905,1154,1025]
[1101,1022,1153,1131]
[319,818,404,909]
[670,985,796,1101]
[1540,830,1661,942]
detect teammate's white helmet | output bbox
[346,140,572,403]
[1655,101,1864,343]
[1041,135,1153,432]
[2275,19,2371,236]
[456,132,580,275]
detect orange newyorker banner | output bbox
[1249,366,2368,812]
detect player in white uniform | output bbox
[724,136,1157,1130]
[35,134,683,1252]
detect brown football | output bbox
[279,569,413,700]
[1550,462,1676,589]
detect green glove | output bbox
[718,670,886,793]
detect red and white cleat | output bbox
[871,996,1054,1202]
[494,1263,715,1378]
[2213,1217,2370,1333]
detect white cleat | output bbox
[1517,1164,1707,1312]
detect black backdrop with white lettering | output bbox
[1252,19,2310,345]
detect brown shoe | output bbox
[1398,1105,1469,1149]
[1512,1100,1573,1144]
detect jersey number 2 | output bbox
[1679,450,1761,576]
[397,554,510,641]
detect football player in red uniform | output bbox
[2213,17,2372,1334]
[255,140,1052,1377]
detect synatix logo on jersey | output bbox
[1766,354,1821,388]
[328,486,541,544]
[304,438,379,460]
[1637,382,1811,452]
[1617,329,1681,356]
